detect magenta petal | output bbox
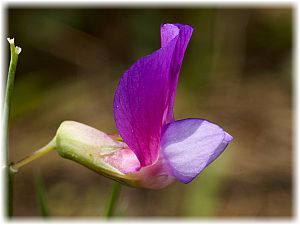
[160,24,180,47]
[114,24,193,167]
[161,118,233,184]
[161,24,194,123]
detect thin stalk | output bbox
[34,174,50,217]
[3,38,21,218]
[7,168,14,217]
[105,181,121,218]
[10,138,56,173]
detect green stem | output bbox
[3,38,21,218]
[10,138,56,173]
[3,39,21,163]
[34,174,50,217]
[105,181,121,218]
[7,168,14,217]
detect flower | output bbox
[55,23,233,189]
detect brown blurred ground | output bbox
[7,7,292,217]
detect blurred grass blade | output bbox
[105,182,121,218]
[34,174,50,217]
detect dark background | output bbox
[7,7,292,217]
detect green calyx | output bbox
[55,121,140,186]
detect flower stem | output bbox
[105,181,121,218]
[3,38,21,218]
[10,138,56,173]
[7,168,14,217]
[34,174,50,217]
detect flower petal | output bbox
[160,118,233,184]
[114,24,193,167]
[161,24,194,123]
[160,24,180,47]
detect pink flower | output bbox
[56,24,232,189]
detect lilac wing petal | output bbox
[114,24,193,167]
[161,118,233,184]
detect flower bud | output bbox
[55,121,141,186]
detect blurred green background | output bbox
[7,7,292,217]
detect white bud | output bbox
[15,46,22,54]
[7,37,14,44]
